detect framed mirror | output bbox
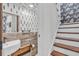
[2,12,18,33]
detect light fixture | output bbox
[29,4,34,8]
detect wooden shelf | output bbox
[51,50,67,56]
[11,45,32,56]
[54,43,79,53]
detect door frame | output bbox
[0,3,3,56]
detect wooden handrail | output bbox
[56,37,79,42]
[54,43,79,53]
[51,50,67,56]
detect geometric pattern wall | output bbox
[2,3,38,32]
[60,3,79,24]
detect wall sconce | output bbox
[29,4,34,8]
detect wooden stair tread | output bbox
[60,23,79,25]
[59,27,79,29]
[57,32,79,34]
[51,50,67,56]
[54,43,79,53]
[56,37,79,42]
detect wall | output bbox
[2,3,38,32]
[37,3,59,56]
[60,3,79,24]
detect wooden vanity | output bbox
[2,32,38,56]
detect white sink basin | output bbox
[2,40,21,56]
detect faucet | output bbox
[3,37,7,43]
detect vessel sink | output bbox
[2,40,21,56]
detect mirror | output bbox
[2,12,18,33]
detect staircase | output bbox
[51,23,79,56]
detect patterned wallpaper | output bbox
[2,3,38,32]
[60,3,79,24]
